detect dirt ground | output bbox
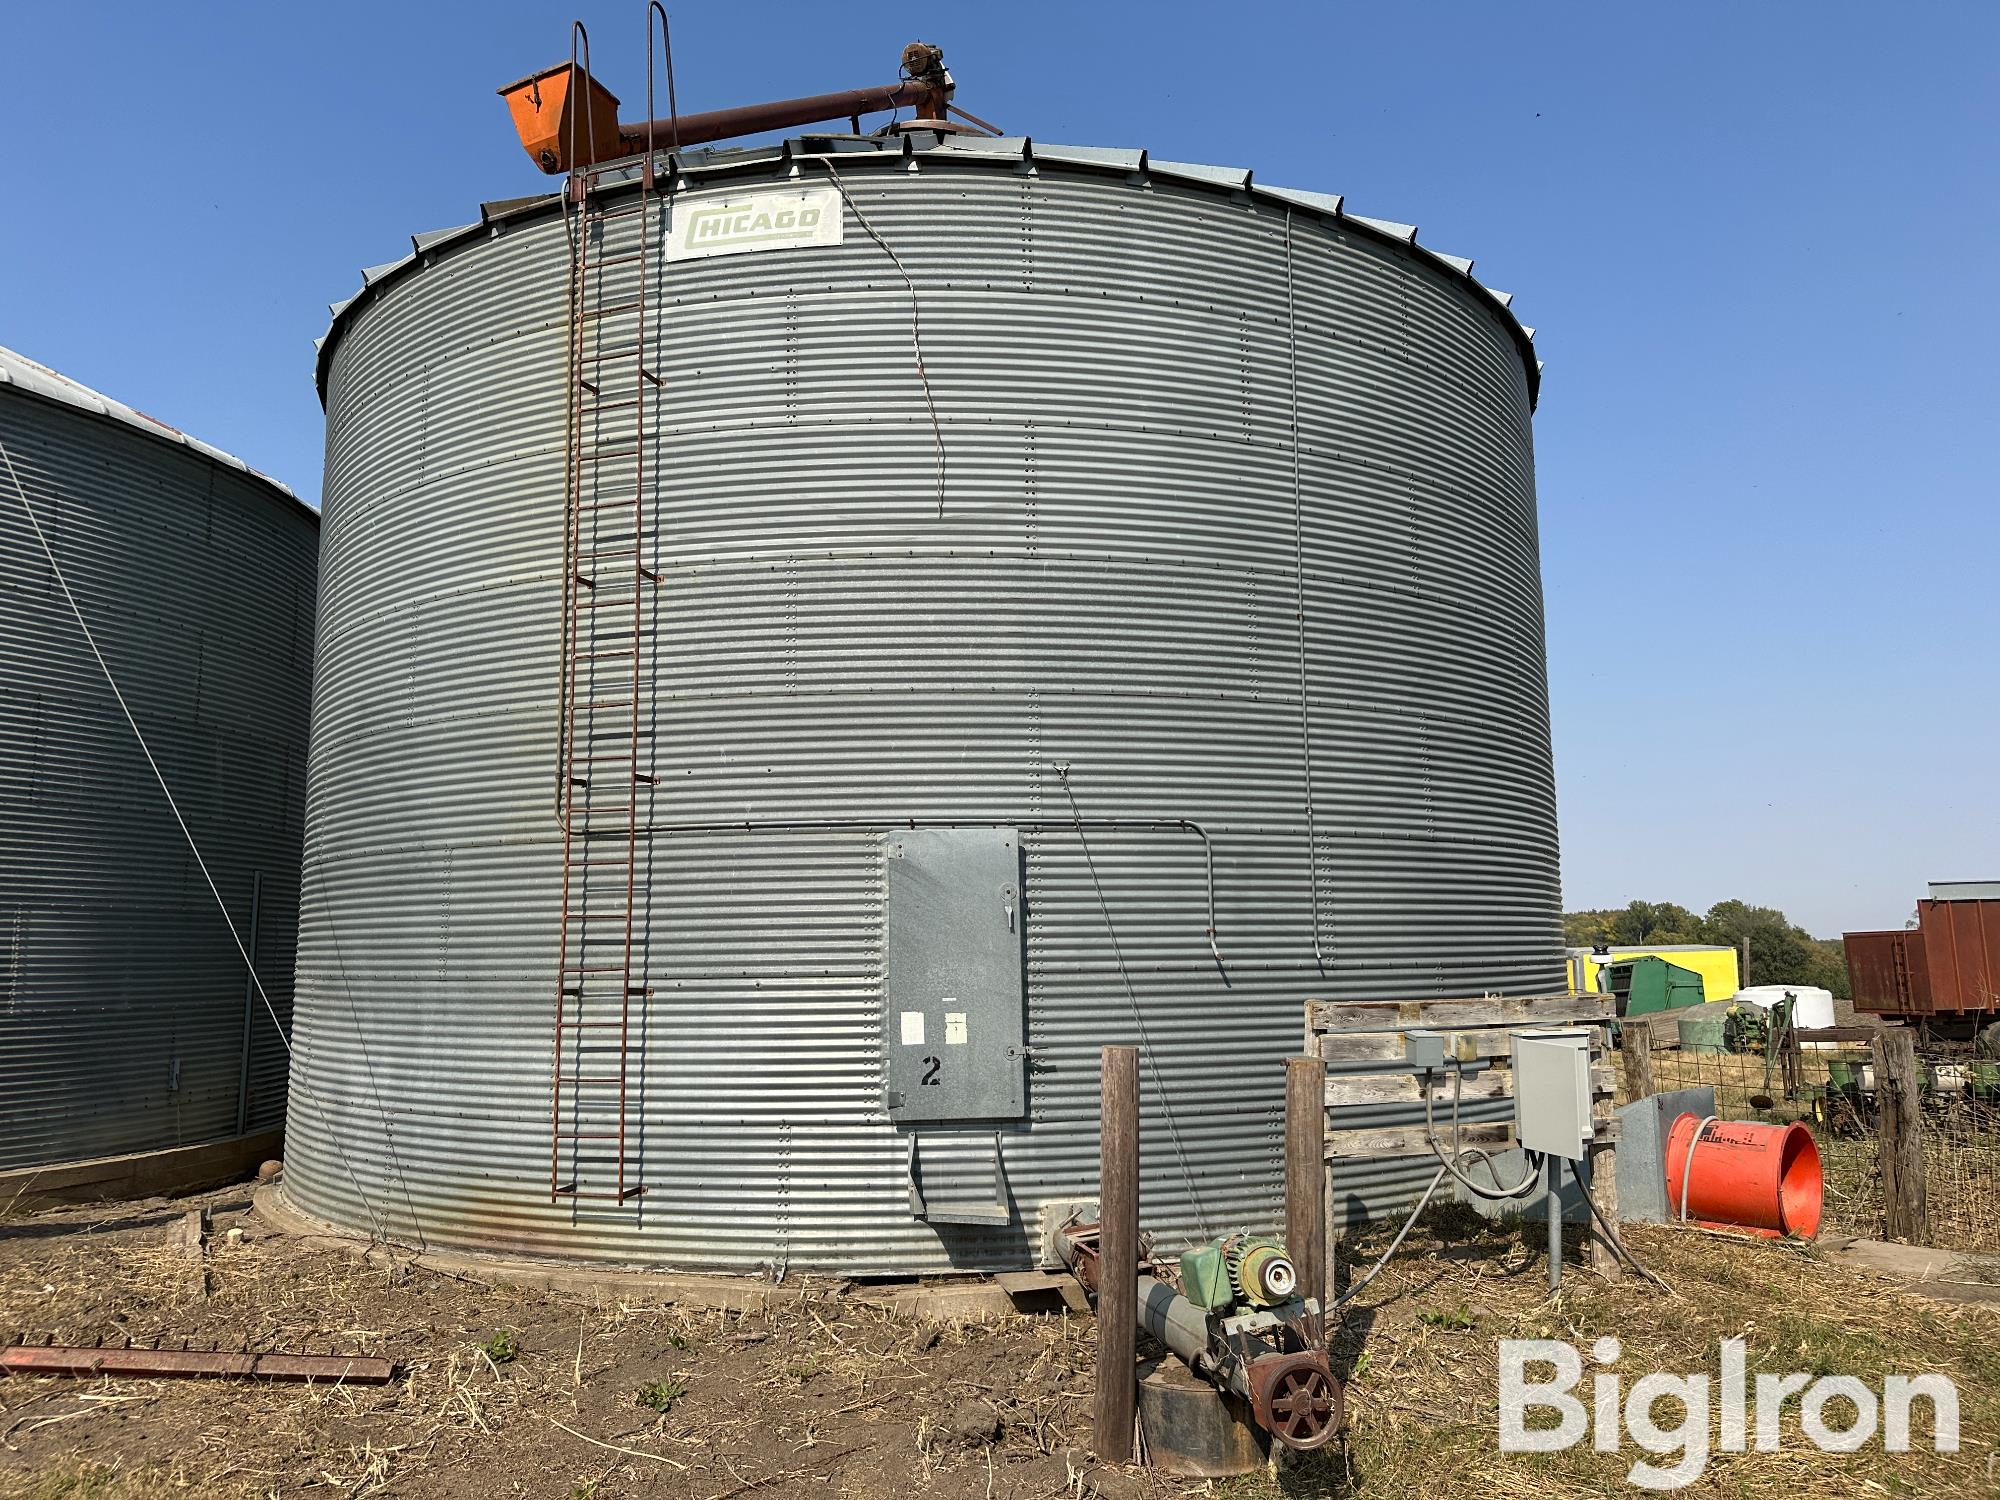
[2,1181,1996,1499]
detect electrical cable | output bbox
[1422,1069,1541,1200]
[1423,1062,1670,1285]
[817,159,948,521]
[1,437,391,1244]
[1284,210,1326,972]
[1677,1114,1717,1224]
[1328,1061,1673,1312]
[1328,1162,1450,1308]
[1056,763,1215,1240]
[1578,1167,1677,1293]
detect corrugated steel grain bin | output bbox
[283,133,1560,1273]
[0,346,318,1170]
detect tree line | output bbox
[1562,899,1851,1000]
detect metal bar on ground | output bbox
[1096,1045,1139,1463]
[0,1345,395,1384]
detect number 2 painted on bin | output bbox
[920,1056,941,1086]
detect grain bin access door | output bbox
[883,829,1028,1124]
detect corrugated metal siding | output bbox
[0,388,317,1170]
[1844,929,1931,1017]
[286,144,1561,1272]
[1917,899,2000,1016]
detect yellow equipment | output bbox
[1569,944,1739,1004]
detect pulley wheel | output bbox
[1259,1361,1342,1451]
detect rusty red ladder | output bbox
[548,78,666,1205]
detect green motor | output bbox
[1181,1233,1300,1312]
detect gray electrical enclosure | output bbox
[1401,1030,1446,1071]
[1511,1029,1593,1160]
[884,828,1027,1123]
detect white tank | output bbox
[1733,984,1836,1032]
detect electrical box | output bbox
[1511,1028,1593,1160]
[883,827,1027,1123]
[1402,1030,1445,1071]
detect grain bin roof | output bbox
[0,343,313,523]
[313,132,1540,409]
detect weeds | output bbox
[1418,1303,1475,1331]
[635,1376,688,1413]
[479,1329,520,1365]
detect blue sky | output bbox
[5,3,1993,937]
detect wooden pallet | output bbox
[1307,991,1623,1276]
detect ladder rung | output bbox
[577,497,637,513]
[584,199,656,222]
[577,445,641,463]
[580,396,645,416]
[579,300,643,322]
[552,1184,649,1201]
[577,195,654,219]
[556,1132,624,1142]
[576,344,644,368]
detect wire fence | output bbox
[1624,1040,2000,1254]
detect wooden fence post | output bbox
[1589,1028,1623,1280]
[1621,1024,1654,1101]
[1286,1056,1327,1323]
[1873,1027,1928,1243]
[1095,1046,1139,1462]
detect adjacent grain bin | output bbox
[285,129,1559,1273]
[0,346,318,1175]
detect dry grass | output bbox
[1226,1214,2000,1499]
[4,1184,1998,1498]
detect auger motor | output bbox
[1059,1223,1342,1452]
